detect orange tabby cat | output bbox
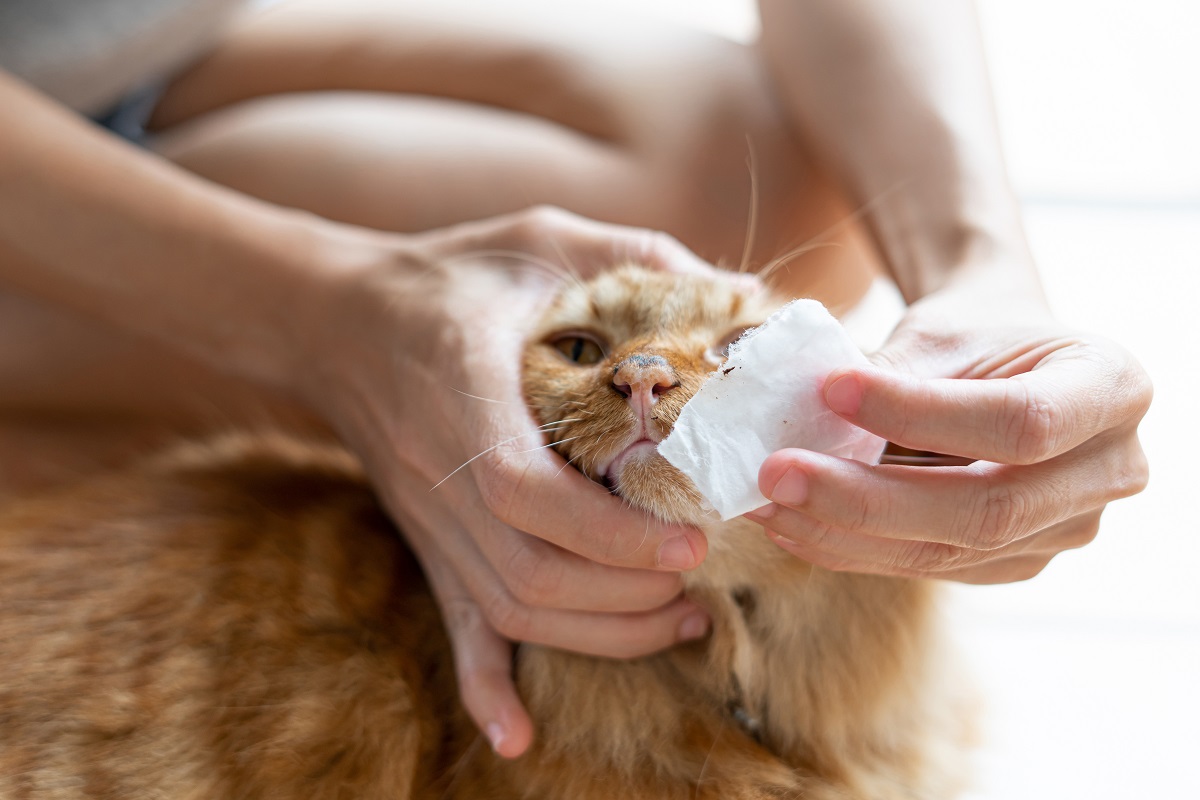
[0,266,972,798]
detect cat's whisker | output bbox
[431,418,589,490]
[756,181,908,284]
[543,233,587,289]
[539,418,585,429]
[737,136,760,276]
[430,429,550,492]
[554,450,588,479]
[693,717,727,799]
[519,435,582,455]
[438,734,486,800]
[445,248,585,291]
[756,241,838,284]
[447,387,521,406]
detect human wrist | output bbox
[274,217,433,409]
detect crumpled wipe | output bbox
[658,299,886,520]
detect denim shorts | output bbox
[90,81,166,146]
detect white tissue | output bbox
[657,299,886,520]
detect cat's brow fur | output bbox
[0,267,973,798]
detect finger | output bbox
[824,344,1152,464]
[466,428,709,571]
[751,507,1104,579]
[754,512,974,577]
[418,555,534,759]
[938,509,1103,584]
[459,205,761,287]
[461,497,688,612]
[400,484,711,656]
[935,554,1056,584]
[450,525,710,656]
[435,324,710,574]
[511,206,719,278]
[755,434,1145,549]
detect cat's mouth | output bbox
[597,438,661,492]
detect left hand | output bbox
[746,289,1153,583]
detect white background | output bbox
[632,1,1200,797]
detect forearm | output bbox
[0,70,377,390]
[757,0,1043,308]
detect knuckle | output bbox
[847,481,886,535]
[1007,383,1065,464]
[1127,364,1155,418]
[1117,443,1151,498]
[524,205,572,232]
[647,230,685,258]
[971,483,1029,550]
[799,519,841,552]
[596,525,643,566]
[501,542,564,607]
[1063,511,1103,550]
[477,448,536,528]
[440,596,486,639]
[507,205,561,245]
[1008,556,1052,583]
[895,540,976,574]
[483,591,532,641]
[631,230,690,272]
[477,463,519,523]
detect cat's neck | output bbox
[504,519,943,795]
[682,518,938,768]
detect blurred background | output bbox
[621,1,1200,797]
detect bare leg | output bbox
[148,0,879,281]
[0,0,879,500]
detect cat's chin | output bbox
[608,451,714,527]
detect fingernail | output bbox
[825,374,863,416]
[678,611,710,641]
[768,468,808,507]
[745,504,777,521]
[768,532,800,552]
[656,535,698,570]
[486,722,507,754]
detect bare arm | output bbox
[758,0,1038,305]
[752,0,1151,582]
[0,70,336,387]
[0,68,715,757]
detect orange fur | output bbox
[0,267,973,798]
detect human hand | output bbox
[295,208,737,758]
[747,287,1152,584]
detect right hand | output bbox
[293,208,740,758]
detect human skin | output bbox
[748,0,1151,583]
[0,0,1151,761]
[0,0,877,759]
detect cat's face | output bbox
[522,266,781,524]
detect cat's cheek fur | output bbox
[611,454,712,526]
[0,266,974,799]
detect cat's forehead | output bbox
[541,265,769,337]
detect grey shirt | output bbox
[0,0,244,114]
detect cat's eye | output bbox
[705,327,752,365]
[550,333,606,366]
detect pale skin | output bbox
[0,0,1150,761]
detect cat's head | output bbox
[522,265,782,525]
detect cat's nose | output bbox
[612,354,678,412]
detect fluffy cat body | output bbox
[0,267,972,798]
